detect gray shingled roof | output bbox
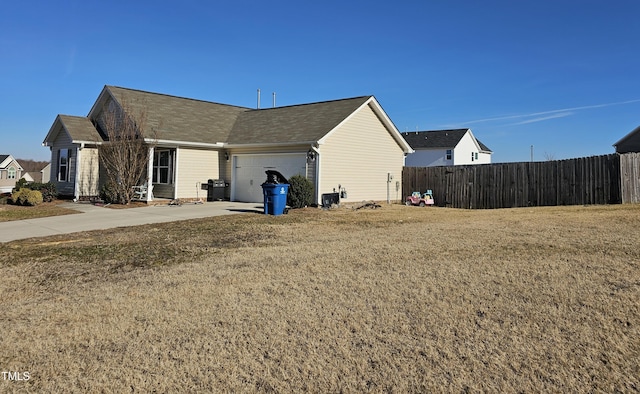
[104,86,372,145]
[228,96,371,144]
[105,86,250,144]
[58,115,102,142]
[401,129,492,152]
[47,86,390,148]
[477,140,491,152]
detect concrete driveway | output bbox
[0,201,263,243]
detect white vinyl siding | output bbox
[175,148,220,199]
[319,103,405,202]
[478,151,492,163]
[454,132,491,165]
[454,133,479,165]
[77,147,100,197]
[41,163,51,183]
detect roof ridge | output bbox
[401,128,469,134]
[58,114,89,119]
[106,85,252,110]
[248,95,372,112]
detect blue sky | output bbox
[1,0,639,162]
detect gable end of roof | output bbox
[613,125,640,151]
[228,96,374,145]
[44,115,102,146]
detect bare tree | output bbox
[97,100,157,204]
[543,152,557,161]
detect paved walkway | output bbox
[0,201,263,243]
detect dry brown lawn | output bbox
[0,201,78,222]
[1,204,639,392]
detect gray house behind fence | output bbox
[614,125,640,153]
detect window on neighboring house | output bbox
[446,149,452,160]
[475,152,479,160]
[7,166,16,179]
[471,152,475,162]
[57,149,71,182]
[153,150,174,184]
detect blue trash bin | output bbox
[262,183,289,215]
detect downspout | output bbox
[74,144,83,201]
[147,146,154,202]
[173,148,179,200]
[310,145,321,205]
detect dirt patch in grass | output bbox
[1,204,639,392]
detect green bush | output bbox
[13,181,58,202]
[28,182,57,202]
[11,189,27,205]
[100,181,122,204]
[14,178,28,192]
[24,189,43,206]
[11,189,43,206]
[287,174,314,208]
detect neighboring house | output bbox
[21,172,35,182]
[40,162,51,183]
[19,161,51,183]
[613,125,640,153]
[0,154,24,193]
[43,85,413,203]
[401,129,492,167]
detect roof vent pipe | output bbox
[272,92,276,108]
[257,89,261,109]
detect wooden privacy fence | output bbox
[403,153,640,209]
[621,152,640,204]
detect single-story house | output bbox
[613,125,640,153]
[0,154,24,194]
[401,129,492,167]
[43,85,413,204]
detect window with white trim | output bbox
[446,149,452,160]
[7,166,16,179]
[58,149,71,182]
[153,150,174,184]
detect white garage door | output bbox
[233,154,307,202]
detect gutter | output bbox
[223,141,318,149]
[147,139,225,149]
